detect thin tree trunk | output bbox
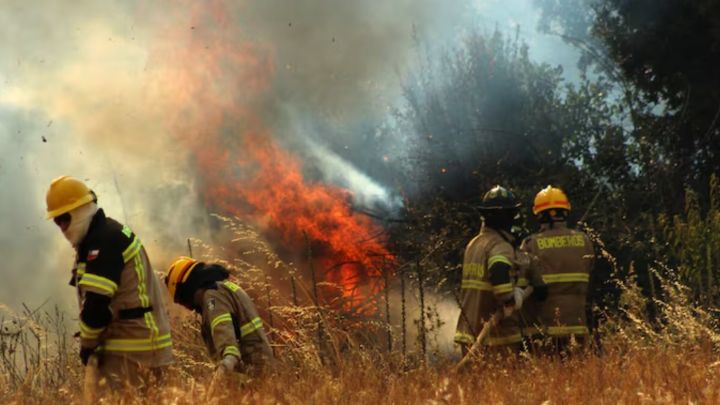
[416,258,427,361]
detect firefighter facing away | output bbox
[454,185,546,354]
[520,186,595,353]
[165,257,274,376]
[46,176,174,385]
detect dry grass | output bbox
[3,219,720,404]
[2,334,718,404]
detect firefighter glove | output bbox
[79,346,96,366]
[219,355,238,373]
[513,287,524,310]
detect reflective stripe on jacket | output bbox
[455,226,527,347]
[73,209,173,367]
[520,222,594,337]
[200,279,274,373]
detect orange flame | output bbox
[146,0,393,311]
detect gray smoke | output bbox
[0,0,580,311]
[0,0,469,310]
[237,0,470,119]
[0,1,211,311]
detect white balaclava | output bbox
[63,202,99,248]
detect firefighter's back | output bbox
[524,223,593,338]
[201,280,274,373]
[455,227,522,349]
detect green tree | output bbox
[399,30,570,200]
[659,175,720,301]
[390,29,623,302]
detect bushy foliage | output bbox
[657,175,720,302]
[393,14,720,316]
[390,29,621,305]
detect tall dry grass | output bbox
[2,217,719,404]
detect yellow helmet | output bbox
[533,185,571,215]
[46,176,95,219]
[166,256,200,301]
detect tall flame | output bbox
[147,0,393,310]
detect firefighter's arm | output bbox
[78,292,112,365]
[203,291,242,368]
[519,239,548,302]
[487,245,517,306]
[77,239,123,356]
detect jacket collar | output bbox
[539,221,568,232]
[481,224,516,245]
[77,208,107,252]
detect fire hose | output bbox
[454,286,534,371]
[83,354,99,405]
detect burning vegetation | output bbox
[147,0,394,312]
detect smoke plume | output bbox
[0,0,469,309]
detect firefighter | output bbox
[165,257,274,377]
[454,185,544,355]
[46,176,173,386]
[520,185,595,355]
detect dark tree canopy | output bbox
[594,0,720,109]
[540,0,720,192]
[378,2,720,309]
[400,31,571,201]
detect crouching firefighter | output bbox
[454,185,545,361]
[165,257,274,377]
[46,176,174,387]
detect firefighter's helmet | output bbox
[45,176,96,219]
[479,185,522,211]
[532,185,571,215]
[166,256,201,302]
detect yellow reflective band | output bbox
[100,333,173,352]
[542,273,590,284]
[523,325,543,337]
[121,225,132,238]
[492,283,513,295]
[211,313,233,332]
[122,236,142,263]
[77,262,87,278]
[485,333,522,346]
[144,312,160,337]
[516,277,529,287]
[79,321,105,339]
[78,273,118,296]
[454,331,475,345]
[547,325,589,336]
[134,255,150,308]
[223,281,240,292]
[132,253,158,345]
[488,255,512,268]
[223,345,241,358]
[240,317,263,337]
[460,280,493,291]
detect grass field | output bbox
[2,273,719,404]
[2,226,719,404]
[2,336,719,404]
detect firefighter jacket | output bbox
[71,209,173,367]
[199,279,273,373]
[454,225,536,348]
[520,222,594,337]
